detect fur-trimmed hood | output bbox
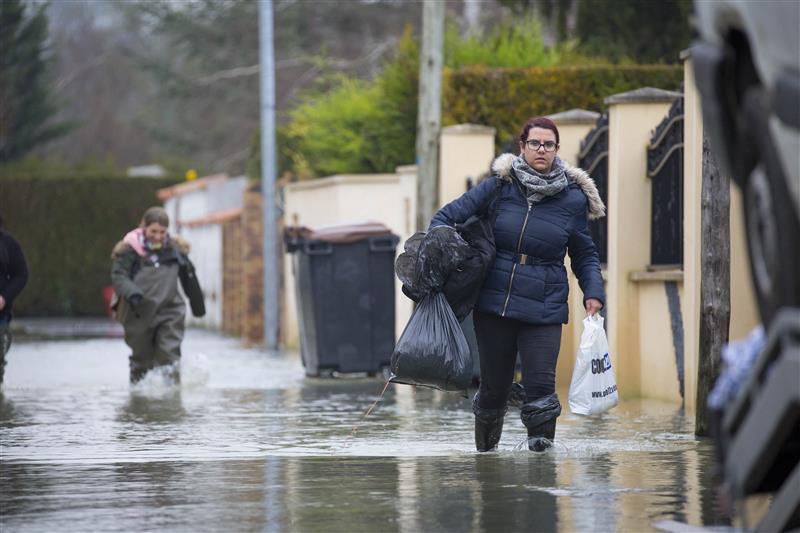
[490,153,606,220]
[111,233,190,259]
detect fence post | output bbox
[695,135,730,436]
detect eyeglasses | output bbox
[524,139,557,152]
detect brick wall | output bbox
[241,185,265,344]
[221,218,243,337]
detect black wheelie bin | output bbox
[285,222,399,377]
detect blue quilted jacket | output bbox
[430,154,606,325]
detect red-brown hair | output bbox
[519,117,560,146]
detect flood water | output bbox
[1,326,730,532]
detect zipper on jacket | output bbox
[501,201,532,316]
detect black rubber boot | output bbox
[0,326,10,386]
[520,393,561,453]
[129,357,152,384]
[130,362,180,385]
[473,394,507,452]
[526,419,557,452]
[164,365,180,385]
[130,366,148,384]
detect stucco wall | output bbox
[281,173,416,348]
[635,277,684,402]
[683,56,704,412]
[439,124,496,204]
[606,94,679,399]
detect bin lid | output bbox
[308,221,394,243]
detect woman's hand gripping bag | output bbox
[568,314,618,415]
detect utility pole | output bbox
[259,0,279,350]
[463,0,482,37]
[415,0,445,231]
[696,134,731,435]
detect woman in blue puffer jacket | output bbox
[430,117,606,452]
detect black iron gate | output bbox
[648,97,684,266]
[578,114,609,264]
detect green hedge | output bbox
[280,62,683,178]
[444,64,683,146]
[0,176,179,316]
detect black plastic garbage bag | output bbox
[396,221,494,322]
[444,215,496,321]
[389,291,472,393]
[395,225,472,296]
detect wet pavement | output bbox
[0,324,732,532]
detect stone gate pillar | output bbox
[605,87,681,397]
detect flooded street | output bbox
[1,326,728,532]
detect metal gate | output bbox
[577,113,609,264]
[647,97,684,266]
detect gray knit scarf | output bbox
[511,154,569,203]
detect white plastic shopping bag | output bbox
[568,314,618,415]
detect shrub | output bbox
[279,18,682,178]
[0,176,179,316]
[444,16,583,69]
[281,77,384,178]
[444,64,683,146]
[279,26,419,179]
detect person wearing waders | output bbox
[111,207,204,384]
[429,117,605,452]
[0,213,29,386]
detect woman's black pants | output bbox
[473,310,562,410]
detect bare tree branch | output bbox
[53,50,112,93]
[193,40,396,86]
[195,64,260,85]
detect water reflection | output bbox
[112,460,191,529]
[558,452,616,531]
[118,390,185,425]
[0,392,19,428]
[0,330,730,531]
[473,455,558,532]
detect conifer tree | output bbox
[0,0,69,162]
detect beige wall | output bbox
[728,185,759,339]
[683,56,704,412]
[438,124,496,205]
[558,126,589,166]
[606,94,678,399]
[548,110,602,166]
[632,274,684,402]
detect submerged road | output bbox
[0,325,729,532]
